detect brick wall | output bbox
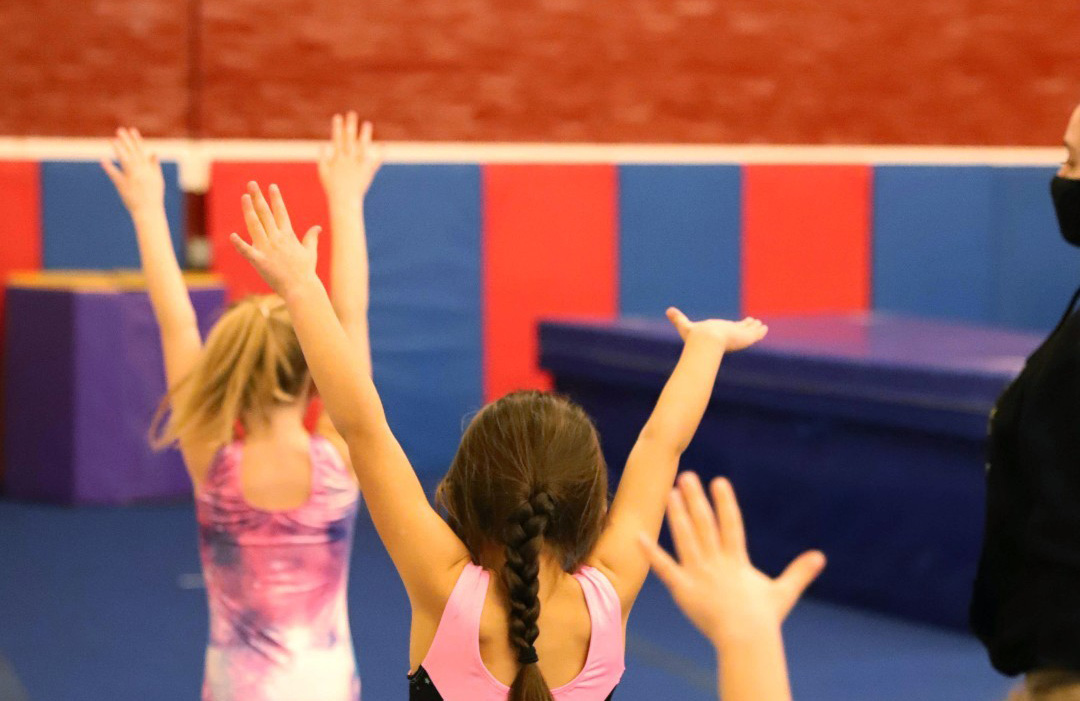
[1,0,1077,144]
[0,0,191,137]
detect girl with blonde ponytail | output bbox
[231,172,777,700]
[103,114,381,701]
[151,294,308,452]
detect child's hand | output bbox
[230,182,323,296]
[101,127,165,215]
[639,472,825,650]
[318,112,382,202]
[666,307,768,352]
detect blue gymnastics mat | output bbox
[0,497,1012,700]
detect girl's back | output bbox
[197,434,360,701]
[411,560,623,700]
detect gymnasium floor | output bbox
[0,497,1014,701]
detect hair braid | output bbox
[503,490,556,701]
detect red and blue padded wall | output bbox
[207,162,484,472]
[2,157,1075,477]
[0,159,186,278]
[204,159,1074,476]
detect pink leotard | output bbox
[196,436,360,701]
[410,562,625,700]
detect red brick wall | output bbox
[2,0,1077,144]
[0,0,191,137]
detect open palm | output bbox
[230,182,322,295]
[666,308,768,352]
[318,112,382,200]
[101,127,164,213]
[640,472,825,648]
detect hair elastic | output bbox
[518,646,539,665]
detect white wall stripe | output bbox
[0,137,1064,193]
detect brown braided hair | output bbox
[503,491,555,698]
[436,391,609,701]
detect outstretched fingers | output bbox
[112,131,133,167]
[229,231,265,265]
[117,127,138,154]
[666,307,692,338]
[267,184,293,232]
[129,128,146,156]
[100,158,123,186]
[711,477,748,560]
[332,113,345,154]
[678,473,721,556]
[240,193,270,248]
[302,225,322,257]
[246,182,280,240]
[774,550,826,617]
[345,111,359,156]
[360,119,372,153]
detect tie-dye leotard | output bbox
[196,435,361,701]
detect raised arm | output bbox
[230,182,468,607]
[318,112,382,376]
[639,472,825,701]
[102,130,207,474]
[591,308,767,607]
[102,129,201,386]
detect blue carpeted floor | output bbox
[0,499,1014,700]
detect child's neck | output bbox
[482,545,568,593]
[243,402,309,442]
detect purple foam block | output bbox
[4,281,225,505]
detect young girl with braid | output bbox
[229,180,780,701]
[102,113,380,701]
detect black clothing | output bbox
[1052,177,1080,247]
[407,667,442,701]
[971,176,1080,675]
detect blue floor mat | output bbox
[0,501,1013,700]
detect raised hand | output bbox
[639,472,825,649]
[666,307,768,352]
[318,112,382,202]
[230,182,323,296]
[101,127,166,214]
[1061,104,1080,179]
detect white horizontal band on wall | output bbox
[0,137,1065,194]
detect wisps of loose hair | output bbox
[151,294,308,452]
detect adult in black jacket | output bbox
[971,104,1080,697]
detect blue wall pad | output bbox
[42,160,185,269]
[872,166,995,324]
[364,164,483,474]
[618,165,741,319]
[990,166,1080,332]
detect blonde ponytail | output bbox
[151,294,309,451]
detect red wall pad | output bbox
[207,162,330,300]
[742,165,872,317]
[483,165,618,401]
[0,162,42,277]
